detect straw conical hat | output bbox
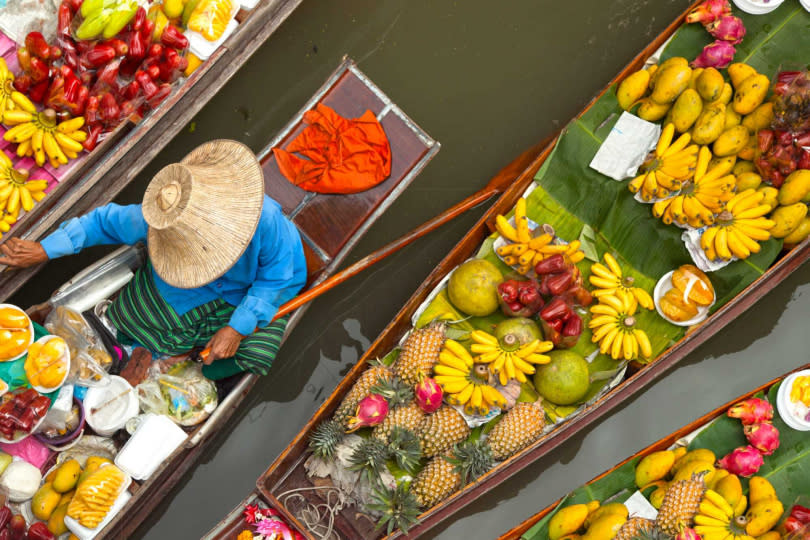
[142,140,264,289]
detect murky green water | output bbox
[12,0,810,538]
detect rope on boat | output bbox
[277,485,349,540]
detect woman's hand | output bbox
[0,238,48,268]
[205,325,244,362]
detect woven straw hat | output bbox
[142,139,265,289]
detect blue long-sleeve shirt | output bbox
[39,195,308,336]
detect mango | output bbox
[737,135,757,161]
[778,170,810,206]
[634,450,676,487]
[724,107,741,130]
[714,473,743,508]
[672,459,714,483]
[671,89,703,133]
[733,160,756,176]
[651,64,692,104]
[162,0,184,18]
[549,504,590,540]
[687,67,704,90]
[733,74,771,115]
[748,476,777,505]
[712,82,733,106]
[713,125,750,157]
[783,216,810,245]
[757,186,779,211]
[728,63,758,89]
[736,171,762,192]
[709,155,737,175]
[59,489,75,506]
[691,102,726,144]
[734,495,748,518]
[757,532,782,540]
[672,446,687,461]
[742,102,775,134]
[673,448,716,472]
[585,502,628,528]
[581,514,626,540]
[48,503,70,536]
[650,484,668,509]
[654,57,689,81]
[637,99,671,122]
[53,459,81,493]
[745,499,784,537]
[707,468,730,489]
[32,483,61,521]
[770,203,808,238]
[617,70,650,110]
[696,67,725,102]
[77,457,110,487]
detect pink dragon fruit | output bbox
[346,394,389,431]
[727,397,774,424]
[685,0,732,25]
[744,422,780,455]
[415,377,443,413]
[707,15,746,44]
[692,40,736,69]
[717,445,765,477]
[254,516,295,540]
[675,526,702,540]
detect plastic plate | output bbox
[28,335,72,394]
[0,304,35,363]
[653,270,715,327]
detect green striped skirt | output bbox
[107,265,289,380]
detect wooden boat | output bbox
[0,0,303,301]
[498,362,810,540]
[24,57,439,538]
[203,2,810,539]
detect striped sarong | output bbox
[107,264,289,380]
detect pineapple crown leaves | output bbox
[348,437,392,483]
[366,483,420,536]
[371,375,414,408]
[308,419,346,460]
[386,426,422,474]
[444,440,493,486]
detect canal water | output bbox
[12,0,810,538]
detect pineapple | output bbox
[387,426,422,474]
[333,362,392,427]
[367,483,420,536]
[372,401,425,443]
[348,437,390,483]
[308,419,345,459]
[411,441,492,508]
[614,517,658,540]
[655,474,707,536]
[486,400,546,461]
[392,322,445,386]
[419,405,470,458]
[371,376,414,410]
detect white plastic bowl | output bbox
[654,270,715,327]
[0,303,34,363]
[732,0,784,14]
[27,335,71,394]
[84,376,139,437]
[776,370,810,431]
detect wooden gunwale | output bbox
[243,0,810,538]
[497,362,810,540]
[0,0,304,302]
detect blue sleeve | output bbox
[40,203,148,259]
[227,213,298,335]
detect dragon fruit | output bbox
[727,397,774,424]
[744,422,780,455]
[685,0,732,25]
[346,394,389,431]
[675,527,702,540]
[415,377,443,413]
[707,15,746,45]
[692,40,736,69]
[717,445,765,477]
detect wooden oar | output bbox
[197,166,520,361]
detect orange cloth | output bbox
[273,103,391,194]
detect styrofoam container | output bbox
[64,480,132,540]
[732,0,784,14]
[777,370,810,431]
[84,376,139,437]
[186,18,239,61]
[654,270,715,327]
[114,414,187,480]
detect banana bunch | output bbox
[628,124,699,201]
[700,189,775,262]
[0,59,15,124]
[588,252,654,310]
[433,339,507,416]
[652,146,737,227]
[2,94,87,168]
[0,152,48,215]
[589,293,653,361]
[469,330,552,385]
[495,198,585,275]
[693,489,750,540]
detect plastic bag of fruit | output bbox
[0,389,50,441]
[45,307,112,387]
[135,360,217,426]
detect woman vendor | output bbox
[0,140,307,380]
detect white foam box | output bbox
[114,413,187,480]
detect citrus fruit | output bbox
[447,259,503,317]
[494,317,542,350]
[533,349,590,405]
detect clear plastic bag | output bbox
[45,306,112,387]
[135,360,217,426]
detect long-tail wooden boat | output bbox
[203,2,810,538]
[0,0,303,301]
[498,362,810,540]
[22,56,439,538]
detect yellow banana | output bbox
[704,489,735,516]
[54,131,85,153]
[444,340,474,366]
[715,227,732,260]
[56,116,86,133]
[434,364,468,377]
[439,351,470,372]
[634,329,652,358]
[657,123,675,156]
[19,186,34,212]
[2,110,33,125]
[726,228,750,259]
[496,215,519,242]
[10,92,36,114]
[3,123,37,143]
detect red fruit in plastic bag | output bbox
[146,83,172,108]
[82,44,116,68]
[29,80,50,104]
[546,270,574,296]
[758,129,774,152]
[8,514,25,540]
[103,38,129,57]
[28,57,50,83]
[12,75,32,94]
[100,92,121,125]
[499,280,519,303]
[534,254,567,275]
[136,70,158,98]
[25,523,53,540]
[25,32,51,60]
[83,125,103,152]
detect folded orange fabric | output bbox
[273,103,392,194]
